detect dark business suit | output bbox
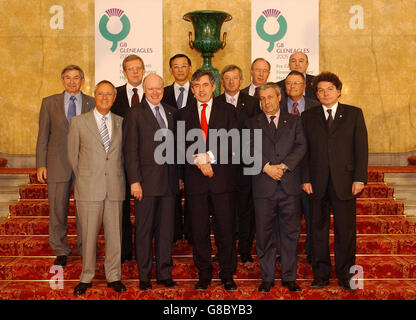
[277,74,317,102]
[36,91,94,256]
[162,83,196,242]
[245,111,306,282]
[111,84,138,262]
[278,96,320,259]
[124,100,179,282]
[301,104,368,282]
[214,92,261,262]
[177,99,238,281]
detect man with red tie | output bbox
[111,54,146,263]
[177,70,239,291]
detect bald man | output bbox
[124,73,179,291]
[277,52,317,102]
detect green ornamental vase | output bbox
[183,10,232,96]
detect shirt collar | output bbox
[64,91,81,103]
[198,98,213,109]
[225,91,240,104]
[126,82,143,93]
[174,81,190,91]
[322,101,339,115]
[93,107,111,120]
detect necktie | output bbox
[176,87,185,109]
[269,115,277,137]
[67,96,76,122]
[230,96,236,107]
[200,103,208,141]
[291,102,299,115]
[99,116,110,153]
[254,87,259,98]
[327,109,334,128]
[131,88,140,107]
[155,106,166,129]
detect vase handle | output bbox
[189,32,194,50]
[221,32,227,49]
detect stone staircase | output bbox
[0,174,29,221]
[384,172,416,216]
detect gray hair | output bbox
[220,64,243,80]
[61,65,85,79]
[258,82,281,96]
[94,80,117,95]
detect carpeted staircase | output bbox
[0,167,415,300]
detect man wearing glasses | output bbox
[111,54,146,264]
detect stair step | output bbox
[0,279,415,300]
[0,234,415,256]
[17,184,396,200]
[8,198,405,217]
[1,216,414,236]
[0,255,415,281]
[0,186,20,202]
[384,173,416,185]
[0,174,29,187]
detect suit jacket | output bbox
[177,99,238,195]
[241,85,250,96]
[277,74,317,102]
[36,92,95,182]
[245,111,307,198]
[161,82,196,109]
[67,110,125,201]
[279,96,320,114]
[111,84,130,118]
[124,100,179,197]
[301,104,368,200]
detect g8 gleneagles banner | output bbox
[251,0,319,82]
[95,0,163,86]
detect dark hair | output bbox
[61,65,84,79]
[285,70,305,82]
[312,72,343,93]
[220,64,243,80]
[190,69,215,87]
[122,54,145,71]
[258,82,281,96]
[169,54,192,67]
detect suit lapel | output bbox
[163,103,174,130]
[80,92,91,113]
[329,103,345,134]
[314,105,328,132]
[57,93,69,130]
[258,113,275,143]
[108,113,120,154]
[208,102,220,128]
[275,112,289,143]
[85,110,105,148]
[142,100,161,132]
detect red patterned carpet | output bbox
[0,167,416,300]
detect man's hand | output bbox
[193,153,214,178]
[179,179,184,190]
[352,182,365,195]
[302,183,313,195]
[131,182,143,201]
[37,167,47,184]
[264,163,284,181]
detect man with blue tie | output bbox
[36,65,94,267]
[124,73,179,290]
[162,54,196,244]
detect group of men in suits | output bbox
[36,50,368,294]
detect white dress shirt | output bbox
[173,81,190,109]
[225,91,240,107]
[94,108,112,140]
[248,83,258,97]
[322,102,338,119]
[126,82,144,107]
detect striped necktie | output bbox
[100,116,110,153]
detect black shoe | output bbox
[258,281,274,292]
[107,280,126,293]
[222,278,237,291]
[54,255,67,267]
[282,281,301,292]
[338,279,356,291]
[310,279,330,289]
[212,254,219,263]
[139,280,152,291]
[195,279,211,290]
[73,282,91,295]
[121,255,132,264]
[240,254,254,264]
[157,279,178,288]
[275,256,281,264]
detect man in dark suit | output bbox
[278,70,320,264]
[276,52,317,102]
[177,70,238,291]
[245,82,307,293]
[161,53,196,243]
[215,64,260,264]
[124,74,179,291]
[241,58,271,98]
[111,54,146,263]
[301,72,368,290]
[36,65,94,267]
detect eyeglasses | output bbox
[126,66,143,72]
[285,81,304,86]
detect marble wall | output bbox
[0,0,415,155]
